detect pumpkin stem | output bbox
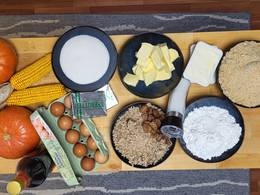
[3,133,11,141]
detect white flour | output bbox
[183,106,242,160]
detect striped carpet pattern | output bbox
[0,13,250,38]
[0,170,249,195]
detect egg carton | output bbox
[30,94,108,186]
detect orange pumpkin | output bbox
[0,106,40,159]
[0,38,17,84]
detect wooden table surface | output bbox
[1,30,260,174]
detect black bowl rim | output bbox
[52,26,118,92]
[217,40,260,108]
[118,32,184,99]
[110,101,176,169]
[179,96,245,163]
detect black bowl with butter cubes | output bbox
[119,33,184,98]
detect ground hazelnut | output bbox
[150,121,158,131]
[148,114,154,121]
[142,123,152,133]
[140,105,149,113]
[148,108,153,115]
[155,119,161,128]
[152,109,160,118]
[159,114,165,121]
[142,113,148,120]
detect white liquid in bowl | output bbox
[60,35,110,85]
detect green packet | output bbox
[71,91,107,118]
[30,111,79,186]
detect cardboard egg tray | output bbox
[30,95,109,186]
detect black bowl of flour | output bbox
[179,96,244,163]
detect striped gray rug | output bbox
[0,170,249,195]
[0,13,250,195]
[0,13,250,38]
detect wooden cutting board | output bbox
[1,30,260,174]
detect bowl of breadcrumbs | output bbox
[218,41,260,108]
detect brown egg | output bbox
[80,123,90,137]
[87,137,98,151]
[50,102,65,117]
[73,143,87,157]
[81,157,95,171]
[58,115,73,130]
[65,129,80,144]
[94,150,109,164]
[64,94,72,109]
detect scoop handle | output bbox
[167,78,191,115]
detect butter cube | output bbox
[123,73,139,87]
[167,60,175,71]
[144,71,157,86]
[151,46,164,70]
[141,58,156,73]
[136,58,148,68]
[163,63,170,72]
[156,69,171,81]
[132,65,137,73]
[135,65,144,80]
[136,43,154,60]
[160,44,172,68]
[169,49,179,62]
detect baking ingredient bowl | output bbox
[217,40,260,108]
[180,96,244,163]
[119,33,184,98]
[52,26,117,92]
[111,101,175,168]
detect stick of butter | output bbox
[183,41,223,87]
[169,48,179,62]
[123,73,139,87]
[160,44,172,68]
[151,46,164,70]
[156,68,172,81]
[136,42,154,59]
[144,70,157,86]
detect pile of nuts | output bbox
[139,103,165,140]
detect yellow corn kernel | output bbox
[6,84,66,106]
[10,53,52,90]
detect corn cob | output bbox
[10,53,52,90]
[6,84,66,106]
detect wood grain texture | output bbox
[0,30,260,174]
[251,169,260,195]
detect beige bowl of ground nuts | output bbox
[111,101,175,168]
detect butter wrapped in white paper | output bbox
[184,41,223,87]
